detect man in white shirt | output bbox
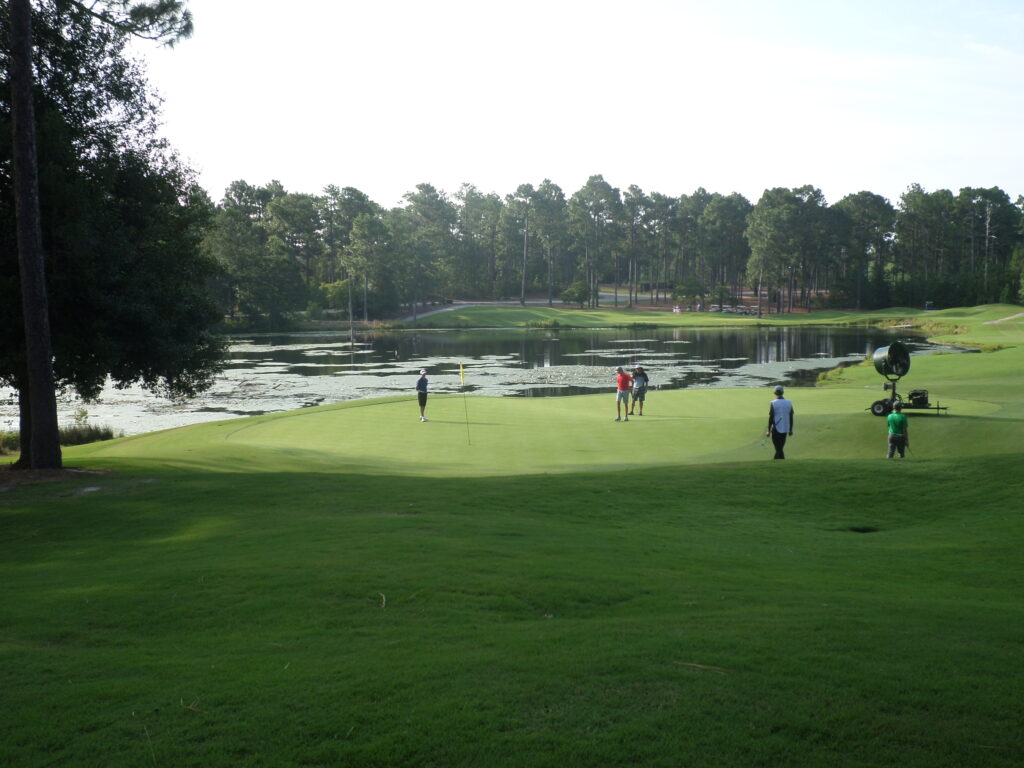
[766,385,794,460]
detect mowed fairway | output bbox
[2,307,1023,767]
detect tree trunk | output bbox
[984,203,992,294]
[547,244,553,307]
[347,274,354,342]
[756,264,764,318]
[520,209,528,306]
[613,250,619,307]
[10,0,62,469]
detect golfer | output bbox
[614,366,633,421]
[766,384,794,459]
[416,368,429,422]
[886,401,909,458]
[629,365,649,416]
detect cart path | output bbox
[399,299,564,323]
[983,311,1024,324]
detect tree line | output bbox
[205,176,1024,325]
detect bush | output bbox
[0,432,18,455]
[524,319,560,329]
[58,424,119,446]
[0,423,120,454]
[560,281,589,308]
[672,278,705,304]
[711,285,735,306]
[320,280,348,310]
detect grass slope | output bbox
[2,306,1023,767]
[413,301,1023,332]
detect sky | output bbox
[131,0,1024,208]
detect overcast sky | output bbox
[132,0,1024,208]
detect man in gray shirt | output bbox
[766,385,794,459]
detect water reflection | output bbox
[0,326,958,436]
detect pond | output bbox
[0,326,958,437]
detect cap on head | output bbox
[893,402,902,411]
[774,385,785,394]
[419,369,427,375]
[616,366,624,372]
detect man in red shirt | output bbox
[614,366,633,421]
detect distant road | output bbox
[400,299,553,323]
[984,311,1024,324]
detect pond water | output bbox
[0,326,957,437]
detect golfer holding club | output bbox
[416,368,429,422]
[766,384,794,459]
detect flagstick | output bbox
[461,363,471,445]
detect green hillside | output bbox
[2,306,1022,767]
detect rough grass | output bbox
[2,304,1022,767]
[1,425,119,453]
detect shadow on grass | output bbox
[4,454,1022,554]
[2,454,1023,768]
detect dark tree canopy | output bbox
[1,0,223,466]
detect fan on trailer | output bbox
[868,341,947,416]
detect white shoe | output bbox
[614,417,621,421]
[420,416,427,422]
[624,417,629,421]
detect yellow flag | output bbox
[459,363,465,386]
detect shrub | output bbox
[58,424,120,446]
[672,278,705,304]
[560,281,589,308]
[711,285,735,306]
[0,432,18,454]
[0,409,125,451]
[320,280,348,310]
[524,319,560,329]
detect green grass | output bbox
[2,305,1023,767]
[413,301,1024,335]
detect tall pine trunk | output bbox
[547,245,553,307]
[10,0,62,469]
[520,209,528,305]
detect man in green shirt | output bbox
[886,402,909,458]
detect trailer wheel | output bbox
[870,399,891,417]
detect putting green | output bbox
[69,385,999,477]
[67,303,1024,476]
